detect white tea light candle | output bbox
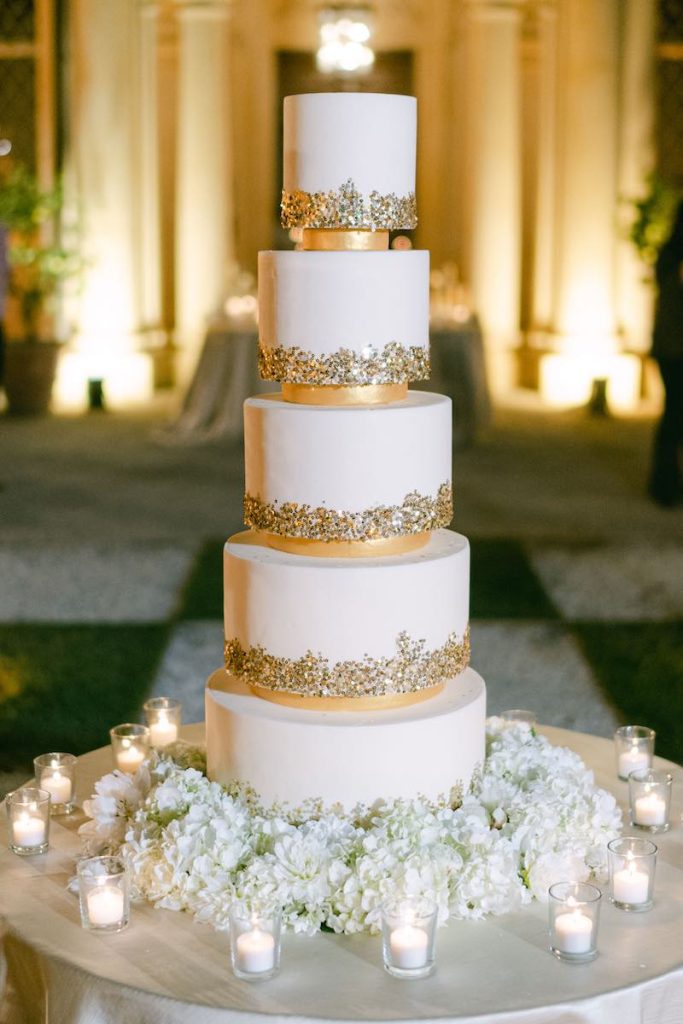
[608,837,657,912]
[612,858,649,905]
[235,927,276,974]
[548,883,600,962]
[110,724,150,774]
[618,745,650,780]
[634,792,667,827]
[149,713,178,749]
[389,923,429,969]
[629,770,672,834]
[6,788,51,856]
[13,810,47,849]
[78,855,130,932]
[87,884,125,927]
[381,896,437,979]
[34,753,77,815]
[143,697,182,750]
[41,771,72,805]
[229,905,281,981]
[614,726,655,780]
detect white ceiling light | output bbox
[317,6,375,75]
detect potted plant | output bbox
[0,167,83,414]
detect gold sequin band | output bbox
[244,482,453,543]
[282,383,407,406]
[281,179,417,231]
[224,627,470,700]
[260,531,429,559]
[258,342,430,388]
[301,228,389,251]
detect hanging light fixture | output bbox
[316,6,375,75]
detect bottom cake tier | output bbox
[205,668,486,809]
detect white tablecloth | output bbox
[1,725,682,1024]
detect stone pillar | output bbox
[529,1,558,332]
[69,0,140,345]
[553,0,619,344]
[174,0,233,383]
[60,0,153,408]
[138,2,163,337]
[466,0,523,391]
[615,0,656,352]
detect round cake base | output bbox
[205,668,486,809]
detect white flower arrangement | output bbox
[78,723,622,935]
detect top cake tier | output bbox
[282,93,417,231]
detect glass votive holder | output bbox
[548,882,601,963]
[629,769,672,833]
[500,709,537,730]
[229,903,281,981]
[78,856,130,932]
[6,788,50,856]
[607,837,657,912]
[381,895,438,980]
[110,723,150,774]
[34,752,76,815]
[143,697,182,750]
[614,725,655,781]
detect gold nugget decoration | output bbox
[244,482,452,543]
[281,179,417,231]
[258,341,430,387]
[224,627,470,699]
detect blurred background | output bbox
[0,0,682,783]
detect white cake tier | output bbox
[257,250,429,385]
[243,392,452,544]
[223,530,469,699]
[206,667,486,808]
[282,93,417,230]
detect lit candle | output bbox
[116,741,145,774]
[618,744,650,779]
[13,810,47,849]
[612,855,649,905]
[235,927,276,974]
[553,907,593,954]
[634,790,667,827]
[87,884,125,927]
[389,923,430,969]
[41,770,72,805]
[149,713,178,749]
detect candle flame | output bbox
[567,895,578,909]
[50,758,59,769]
[122,738,131,750]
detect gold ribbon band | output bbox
[282,382,408,406]
[301,229,389,252]
[260,531,430,559]
[249,683,444,712]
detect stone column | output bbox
[138,2,163,338]
[60,0,153,408]
[174,0,233,383]
[529,1,558,332]
[553,0,619,344]
[466,0,523,391]
[615,0,656,352]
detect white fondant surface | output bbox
[258,250,429,358]
[283,93,416,196]
[244,391,451,511]
[224,529,469,663]
[206,668,486,808]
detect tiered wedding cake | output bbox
[205,92,486,809]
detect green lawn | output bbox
[0,624,170,773]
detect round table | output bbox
[1,725,682,1024]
